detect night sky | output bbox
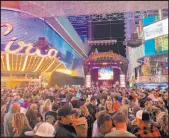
[90,19,126,57]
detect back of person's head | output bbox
[128,95,134,101]
[12,113,30,136]
[44,99,52,111]
[72,108,81,119]
[11,103,20,113]
[90,96,96,102]
[97,111,112,128]
[112,112,127,125]
[30,104,38,111]
[95,106,106,119]
[122,97,129,105]
[113,95,119,101]
[35,122,55,137]
[132,106,141,117]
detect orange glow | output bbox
[1,53,67,73]
[55,69,72,75]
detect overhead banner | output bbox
[143,18,168,41]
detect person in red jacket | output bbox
[113,96,122,112]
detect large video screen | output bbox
[98,68,114,80]
[143,18,168,41]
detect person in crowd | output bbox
[1,99,6,137]
[59,89,66,99]
[105,98,115,116]
[5,95,13,113]
[80,101,94,137]
[92,106,105,137]
[156,113,168,136]
[41,99,52,121]
[8,95,21,112]
[71,108,88,137]
[86,96,97,120]
[92,111,112,137]
[26,103,41,128]
[132,110,161,137]
[66,90,73,103]
[34,122,55,138]
[4,103,21,137]
[12,113,32,137]
[128,95,136,108]
[105,112,136,137]
[25,122,55,138]
[20,95,30,114]
[118,97,130,118]
[1,85,168,138]
[98,97,106,109]
[54,104,77,137]
[19,94,24,103]
[129,106,141,122]
[45,104,58,125]
[112,95,122,112]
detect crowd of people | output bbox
[1,85,168,137]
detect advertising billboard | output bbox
[143,18,168,41]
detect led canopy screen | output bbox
[98,68,114,80]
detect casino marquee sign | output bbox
[1,22,66,72]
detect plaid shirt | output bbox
[133,124,161,138]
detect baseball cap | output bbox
[24,122,43,136]
[57,103,76,116]
[136,110,150,122]
[35,122,55,137]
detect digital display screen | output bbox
[98,68,114,80]
[143,18,168,41]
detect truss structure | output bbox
[68,9,168,23]
[87,40,117,46]
[19,1,168,22]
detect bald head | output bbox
[11,103,20,113]
[30,104,38,110]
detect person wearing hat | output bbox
[54,104,77,138]
[25,122,55,137]
[132,110,161,137]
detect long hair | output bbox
[43,99,52,112]
[80,105,89,117]
[12,113,31,137]
[105,98,114,112]
[158,113,168,135]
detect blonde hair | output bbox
[12,113,31,137]
[105,99,114,112]
[80,105,89,117]
[43,99,52,111]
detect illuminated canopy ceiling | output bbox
[19,1,168,17]
[1,52,66,73]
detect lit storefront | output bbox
[135,18,168,87]
[1,9,84,88]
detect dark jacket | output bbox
[54,121,77,138]
[26,109,39,128]
[18,126,32,137]
[87,103,97,120]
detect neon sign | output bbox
[1,22,60,60]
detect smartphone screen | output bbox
[128,107,132,113]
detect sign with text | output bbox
[143,18,168,41]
